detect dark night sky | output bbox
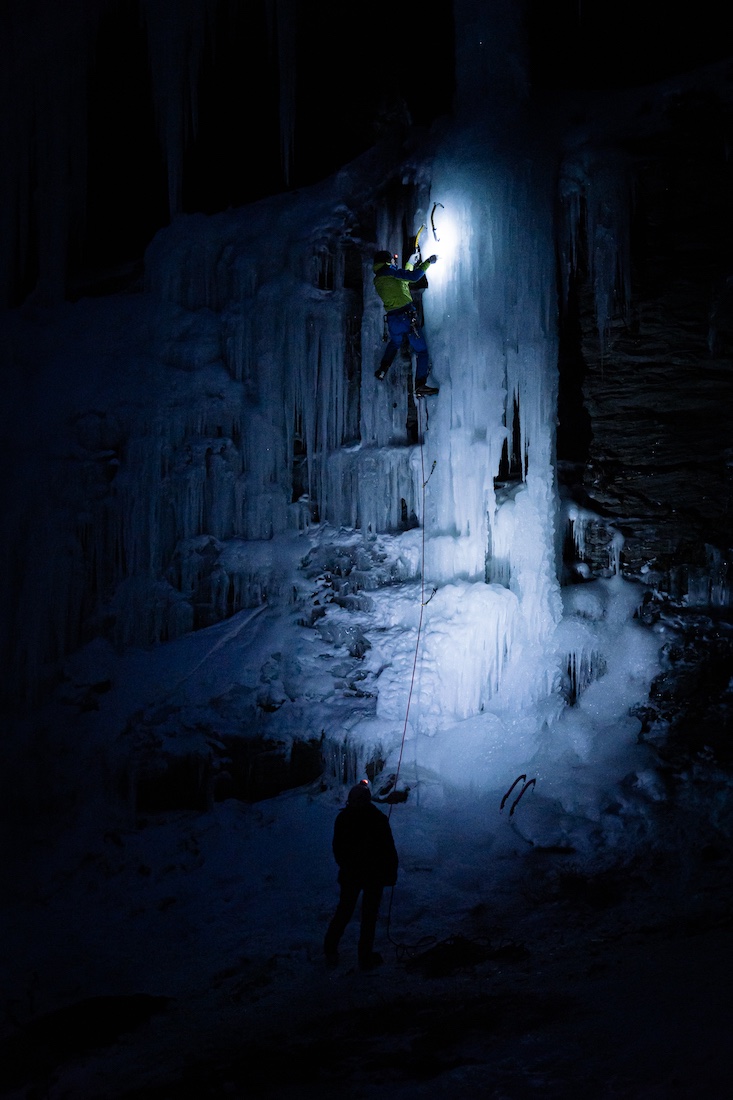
[527,0,733,90]
[14,0,733,294]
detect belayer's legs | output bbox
[324,880,361,961]
[358,884,384,968]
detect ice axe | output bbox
[500,774,536,816]
[431,202,444,242]
[413,223,427,262]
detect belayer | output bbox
[323,780,398,970]
[373,249,439,396]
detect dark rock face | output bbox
[557,72,733,766]
[132,735,324,812]
[559,80,733,602]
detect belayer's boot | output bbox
[359,951,384,971]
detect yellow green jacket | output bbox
[373,258,431,312]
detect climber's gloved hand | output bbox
[427,254,438,264]
[408,251,421,266]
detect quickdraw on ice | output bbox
[422,586,437,607]
[501,774,536,817]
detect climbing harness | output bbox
[500,774,537,817]
[409,308,421,341]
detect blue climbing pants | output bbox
[381,305,430,383]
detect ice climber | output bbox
[373,249,439,396]
[323,779,399,970]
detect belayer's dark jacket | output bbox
[332,802,398,887]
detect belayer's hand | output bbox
[427,254,438,264]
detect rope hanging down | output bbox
[386,398,437,958]
[389,399,431,818]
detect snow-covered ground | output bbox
[3,556,733,1098]
[3,706,733,1098]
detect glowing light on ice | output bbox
[423,202,459,271]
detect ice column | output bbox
[558,147,633,351]
[365,0,565,721]
[418,149,561,619]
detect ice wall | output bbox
[1,1,564,729]
[167,26,563,747]
[136,125,565,720]
[407,5,565,715]
[2,0,651,779]
[558,147,633,351]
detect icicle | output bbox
[563,647,606,705]
[558,147,633,353]
[554,615,608,706]
[320,736,385,788]
[266,0,296,186]
[564,502,623,578]
[140,0,214,219]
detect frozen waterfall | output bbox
[0,0,660,797]
[133,109,567,742]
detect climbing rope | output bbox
[389,397,430,818]
[381,406,539,961]
[385,886,436,959]
[384,399,435,957]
